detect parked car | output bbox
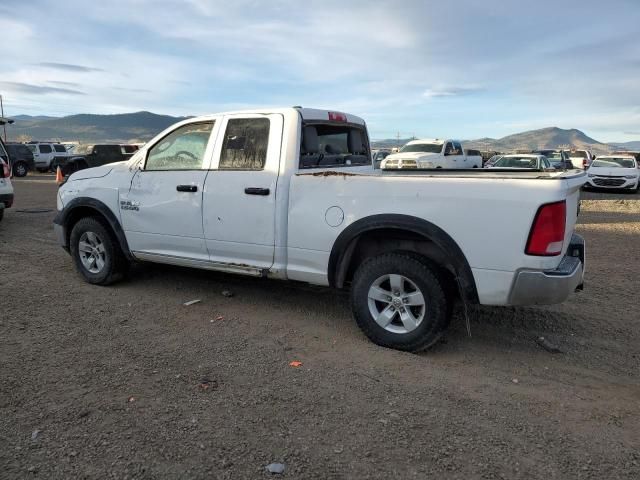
[611,151,640,165]
[372,149,391,169]
[54,107,586,352]
[568,150,593,169]
[483,154,503,168]
[27,142,69,172]
[55,144,132,174]
[382,139,482,169]
[487,154,552,171]
[584,155,639,192]
[0,158,14,222]
[5,143,35,177]
[533,150,573,170]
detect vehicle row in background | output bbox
[0,141,141,175]
[53,144,138,175]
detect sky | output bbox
[0,0,639,142]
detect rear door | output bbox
[120,120,219,261]
[202,113,284,270]
[452,141,466,166]
[38,144,54,167]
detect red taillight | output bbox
[526,201,566,256]
[1,161,8,178]
[328,111,347,122]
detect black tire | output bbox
[69,217,128,285]
[13,161,28,177]
[0,207,4,222]
[350,253,449,352]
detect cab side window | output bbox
[219,118,270,170]
[444,142,453,155]
[145,122,214,171]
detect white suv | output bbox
[27,143,69,172]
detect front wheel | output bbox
[350,253,449,352]
[70,217,128,285]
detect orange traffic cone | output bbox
[55,166,64,184]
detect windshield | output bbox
[494,156,539,168]
[74,144,95,155]
[592,157,636,168]
[399,143,442,154]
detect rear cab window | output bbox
[299,122,370,169]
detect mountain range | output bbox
[3,112,637,153]
[5,112,187,143]
[372,127,632,154]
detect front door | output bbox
[120,120,218,262]
[202,114,283,269]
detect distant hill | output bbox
[371,138,415,149]
[608,141,640,151]
[464,127,610,153]
[6,114,628,153]
[6,111,185,143]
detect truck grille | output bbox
[593,177,625,187]
[399,159,417,168]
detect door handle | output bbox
[244,187,270,196]
[176,185,198,192]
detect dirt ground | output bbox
[1,175,639,479]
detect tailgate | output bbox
[562,173,587,253]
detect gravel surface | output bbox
[1,175,639,479]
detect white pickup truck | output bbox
[54,107,586,351]
[381,139,483,169]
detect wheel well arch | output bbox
[54,197,132,260]
[328,214,479,304]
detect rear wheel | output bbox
[70,217,128,285]
[13,161,28,177]
[350,253,449,352]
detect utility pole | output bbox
[0,95,6,142]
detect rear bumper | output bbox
[0,192,14,208]
[508,234,585,305]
